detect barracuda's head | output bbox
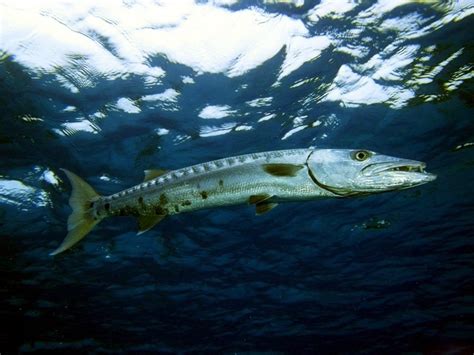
[307,149,436,196]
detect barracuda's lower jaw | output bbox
[384,165,436,183]
[387,171,437,186]
[362,162,437,188]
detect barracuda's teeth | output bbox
[388,165,423,173]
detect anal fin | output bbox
[256,202,278,215]
[137,214,166,235]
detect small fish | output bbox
[453,142,474,151]
[51,148,436,255]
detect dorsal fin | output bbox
[137,214,166,235]
[143,169,167,182]
[255,202,278,215]
[262,163,304,177]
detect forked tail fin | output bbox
[50,169,102,256]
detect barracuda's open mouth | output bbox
[362,162,429,176]
[360,160,437,189]
[383,163,426,173]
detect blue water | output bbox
[1,1,473,353]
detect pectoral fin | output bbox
[248,194,272,204]
[262,163,304,177]
[137,214,166,235]
[144,169,167,182]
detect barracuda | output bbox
[51,148,436,255]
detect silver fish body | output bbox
[95,149,331,219]
[51,148,436,255]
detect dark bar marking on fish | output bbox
[154,206,167,215]
[160,193,168,204]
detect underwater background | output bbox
[1,0,473,353]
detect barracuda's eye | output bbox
[352,150,371,161]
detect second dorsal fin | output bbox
[143,169,167,182]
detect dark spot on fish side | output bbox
[89,202,94,208]
[154,206,167,215]
[219,179,224,187]
[174,205,180,212]
[160,193,168,205]
[181,200,192,206]
[138,196,144,204]
[104,203,110,211]
[262,163,304,177]
[200,191,208,199]
[116,205,139,217]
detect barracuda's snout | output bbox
[307,149,436,196]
